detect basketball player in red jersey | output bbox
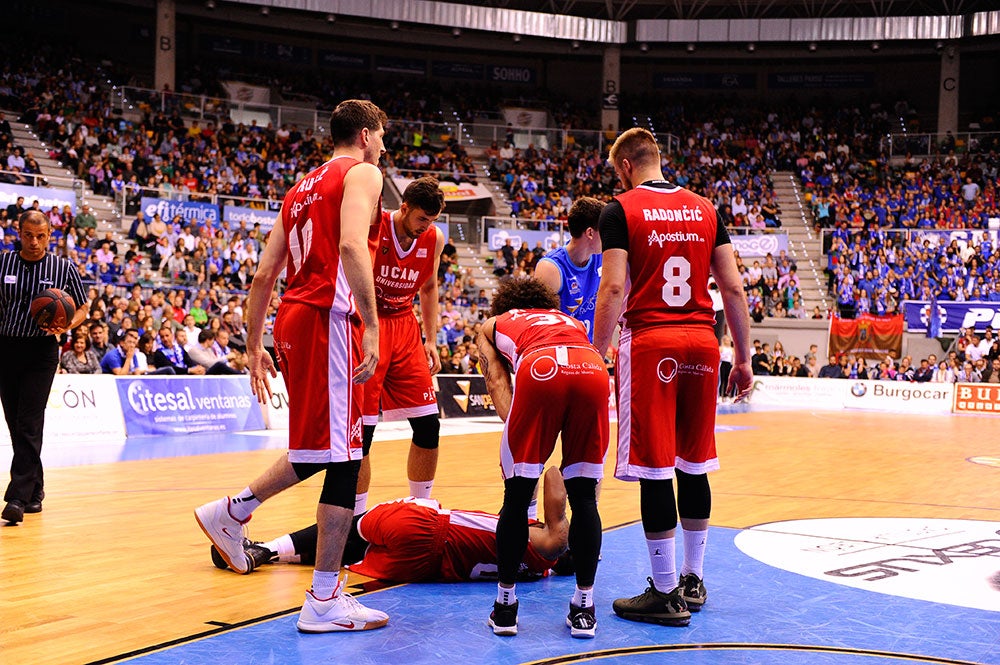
[356,176,445,514]
[194,100,390,633]
[476,278,609,639]
[210,467,572,585]
[592,127,753,627]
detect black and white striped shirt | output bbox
[0,250,87,337]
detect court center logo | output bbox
[656,357,678,383]
[735,518,1000,612]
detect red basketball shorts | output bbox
[349,497,448,582]
[273,302,364,463]
[362,311,437,425]
[615,325,720,481]
[500,345,610,480]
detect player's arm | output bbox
[419,226,445,374]
[592,248,626,359]
[528,467,569,560]
[532,257,562,296]
[711,242,753,401]
[341,162,383,384]
[245,214,288,403]
[476,317,512,421]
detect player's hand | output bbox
[353,325,379,384]
[425,340,441,375]
[728,361,754,402]
[248,344,278,404]
[41,323,68,337]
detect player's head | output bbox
[566,196,604,252]
[329,99,388,163]
[609,127,660,190]
[18,210,51,260]
[489,277,560,317]
[399,176,445,240]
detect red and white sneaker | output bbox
[297,578,389,633]
[194,497,249,574]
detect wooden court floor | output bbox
[0,409,997,664]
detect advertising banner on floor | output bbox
[828,314,903,361]
[747,376,847,409]
[952,383,1000,414]
[116,376,264,436]
[261,373,290,430]
[436,375,495,419]
[902,300,1000,334]
[0,183,77,216]
[0,374,126,447]
[842,380,953,415]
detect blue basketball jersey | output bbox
[539,246,602,341]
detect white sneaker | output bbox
[194,497,249,574]
[296,582,389,633]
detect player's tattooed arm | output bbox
[477,319,512,421]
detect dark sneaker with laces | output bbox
[566,603,596,638]
[211,539,276,572]
[612,577,691,626]
[489,601,518,636]
[678,573,707,611]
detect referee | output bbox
[1,210,86,524]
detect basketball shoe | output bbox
[210,540,275,572]
[612,577,691,626]
[194,497,250,574]
[296,578,389,633]
[488,601,518,636]
[678,572,707,611]
[566,602,596,638]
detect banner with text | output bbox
[487,227,570,252]
[141,197,220,226]
[902,300,1000,334]
[0,374,125,447]
[1,183,77,216]
[828,313,903,361]
[260,372,289,430]
[953,383,1000,415]
[220,80,271,105]
[223,204,279,233]
[116,376,264,437]
[392,176,493,202]
[436,375,495,419]
[730,233,788,258]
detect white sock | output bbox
[647,537,676,593]
[311,570,341,599]
[263,534,300,564]
[229,487,260,522]
[354,492,368,515]
[496,584,517,606]
[526,497,538,521]
[572,586,594,609]
[408,479,433,499]
[679,528,708,579]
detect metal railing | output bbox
[883,131,1000,159]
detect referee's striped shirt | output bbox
[0,250,87,338]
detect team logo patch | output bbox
[656,357,678,383]
[416,248,428,258]
[529,355,558,382]
[381,246,389,254]
[735,518,1000,612]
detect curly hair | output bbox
[489,277,560,317]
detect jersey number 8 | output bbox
[661,256,692,307]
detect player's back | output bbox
[280,156,372,314]
[373,210,437,316]
[443,509,554,581]
[616,183,719,331]
[493,308,593,371]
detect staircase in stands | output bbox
[771,170,829,315]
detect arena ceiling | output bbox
[473,0,992,20]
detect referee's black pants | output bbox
[0,336,58,504]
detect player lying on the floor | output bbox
[210,466,574,582]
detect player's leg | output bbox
[405,414,439,498]
[356,321,392,514]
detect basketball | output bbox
[30,288,76,330]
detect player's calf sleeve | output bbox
[408,414,440,449]
[288,524,318,566]
[318,460,361,509]
[675,469,711,520]
[496,476,537,585]
[639,478,678,534]
[362,424,376,456]
[564,477,601,588]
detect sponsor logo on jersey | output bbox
[567,277,581,295]
[416,248,428,258]
[647,230,703,248]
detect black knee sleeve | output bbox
[317,460,361,509]
[289,524,318,566]
[564,477,601,588]
[676,469,711,520]
[362,424,376,456]
[639,478,678,534]
[291,461,325,482]
[496,476,538,585]
[408,414,440,450]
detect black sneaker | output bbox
[678,573,707,611]
[211,539,276,572]
[612,577,691,626]
[489,601,518,636]
[2,500,24,525]
[566,603,596,639]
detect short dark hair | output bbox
[19,210,50,230]
[402,176,445,216]
[489,278,560,317]
[198,329,216,343]
[329,99,388,146]
[566,197,604,238]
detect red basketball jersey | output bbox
[374,210,438,315]
[280,156,379,314]
[493,308,593,372]
[442,508,556,581]
[615,184,718,331]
